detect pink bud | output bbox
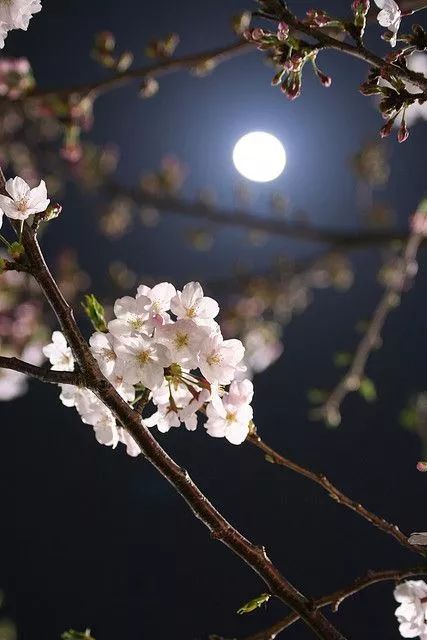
[417,461,427,472]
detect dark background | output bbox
[0,1,427,638]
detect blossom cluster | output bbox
[0,57,34,99]
[0,0,42,49]
[394,580,427,639]
[43,282,255,456]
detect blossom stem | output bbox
[247,432,426,558]
[0,233,11,249]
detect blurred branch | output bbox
[247,431,426,558]
[319,231,422,424]
[0,356,82,386]
[241,565,427,640]
[29,40,253,100]
[113,184,416,249]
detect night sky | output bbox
[1,1,427,639]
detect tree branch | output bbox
[0,356,82,386]
[1,169,347,638]
[258,7,427,94]
[247,432,426,558]
[29,40,253,100]
[241,565,427,640]
[114,183,419,249]
[320,231,422,424]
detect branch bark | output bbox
[0,356,82,386]
[247,432,426,558]
[241,565,427,640]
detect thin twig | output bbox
[321,232,422,423]
[247,432,426,558]
[241,565,427,640]
[28,41,253,100]
[257,7,427,94]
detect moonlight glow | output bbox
[232,131,287,183]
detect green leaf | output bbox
[307,388,328,404]
[333,352,352,368]
[237,593,271,615]
[400,407,419,431]
[62,630,95,640]
[81,294,107,332]
[359,377,377,403]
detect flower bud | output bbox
[398,118,409,143]
[417,461,427,472]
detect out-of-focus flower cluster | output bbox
[44,282,255,455]
[0,266,45,400]
[394,580,427,639]
[0,58,34,99]
[221,253,353,378]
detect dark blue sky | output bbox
[1,2,427,639]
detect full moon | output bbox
[232,131,287,183]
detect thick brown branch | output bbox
[321,232,422,423]
[247,432,426,558]
[0,356,82,386]
[241,565,427,640]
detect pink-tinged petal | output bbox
[198,296,219,319]
[26,179,50,212]
[5,176,30,201]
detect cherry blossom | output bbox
[394,581,427,638]
[198,332,245,385]
[170,281,219,326]
[108,294,152,339]
[46,281,255,452]
[115,334,171,388]
[89,331,118,377]
[374,0,401,47]
[137,282,176,326]
[205,381,253,445]
[0,176,49,221]
[155,318,207,368]
[42,331,74,371]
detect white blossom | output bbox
[0,176,49,220]
[198,333,245,385]
[108,294,151,339]
[205,381,253,445]
[155,319,207,368]
[375,0,401,47]
[0,0,42,48]
[115,334,171,389]
[170,281,219,327]
[89,331,118,378]
[42,331,74,371]
[136,282,176,326]
[394,581,427,638]
[178,388,210,431]
[118,427,141,457]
